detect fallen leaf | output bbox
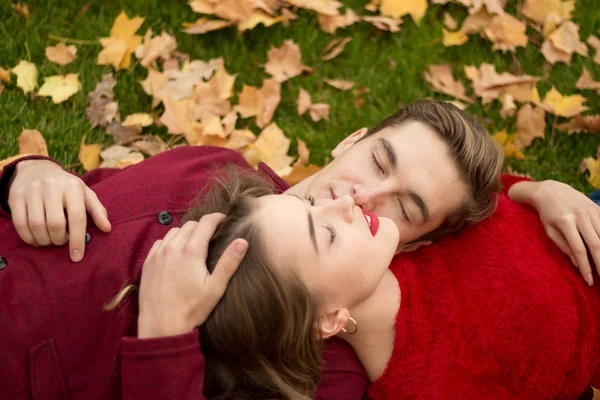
[444,12,458,30]
[443,28,469,46]
[106,121,143,145]
[542,87,588,118]
[160,96,202,145]
[97,11,145,70]
[492,130,525,159]
[588,36,600,65]
[297,138,310,164]
[135,29,177,68]
[514,104,546,148]
[160,58,223,101]
[471,0,506,15]
[183,17,233,34]
[38,74,82,104]
[265,40,304,82]
[242,122,294,173]
[45,42,78,66]
[522,0,574,25]
[226,129,256,150]
[11,2,30,19]
[581,157,600,189]
[78,136,103,171]
[222,111,238,134]
[461,8,493,34]
[318,9,360,34]
[361,16,402,32]
[285,0,342,16]
[324,79,355,90]
[257,78,281,128]
[100,145,145,168]
[322,37,351,61]
[11,60,38,94]
[131,135,168,156]
[557,114,600,134]
[87,73,120,128]
[297,87,311,116]
[483,13,528,52]
[139,68,168,107]
[122,113,154,127]
[281,161,323,185]
[541,39,572,64]
[575,68,600,93]
[544,21,588,64]
[379,0,428,24]
[499,93,516,118]
[201,115,226,137]
[309,103,331,122]
[238,10,285,31]
[236,84,265,118]
[0,67,10,83]
[18,129,48,156]
[424,64,473,103]
[464,63,539,103]
[213,64,237,100]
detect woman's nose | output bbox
[325,195,355,223]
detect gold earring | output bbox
[342,316,358,334]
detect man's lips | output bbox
[361,209,380,236]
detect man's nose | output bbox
[351,185,385,212]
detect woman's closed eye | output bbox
[325,224,336,244]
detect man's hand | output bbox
[509,180,600,285]
[7,159,111,262]
[137,214,248,339]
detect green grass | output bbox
[0,0,599,192]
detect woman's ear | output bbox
[331,128,368,158]
[315,308,350,339]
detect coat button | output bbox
[85,233,91,244]
[0,257,6,270]
[158,211,173,226]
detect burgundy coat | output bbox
[0,147,367,400]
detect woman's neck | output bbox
[338,269,400,381]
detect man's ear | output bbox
[395,241,432,254]
[331,128,368,159]
[315,308,350,339]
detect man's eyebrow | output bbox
[378,138,397,169]
[408,191,430,222]
[288,194,319,254]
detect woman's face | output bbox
[254,194,399,309]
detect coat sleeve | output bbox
[120,330,207,400]
[315,339,368,400]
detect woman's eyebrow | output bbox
[287,194,319,254]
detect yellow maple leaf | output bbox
[243,123,294,173]
[492,130,525,159]
[484,14,528,52]
[38,74,82,104]
[582,157,600,189]
[442,29,469,46]
[542,86,588,117]
[79,136,103,172]
[97,11,145,70]
[380,0,427,24]
[122,113,154,127]
[522,0,574,25]
[11,60,38,94]
[238,10,285,31]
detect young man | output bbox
[1,101,599,399]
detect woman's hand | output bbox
[137,214,248,339]
[7,159,111,262]
[509,180,600,285]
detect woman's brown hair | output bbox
[181,165,323,399]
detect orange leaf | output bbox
[515,104,546,149]
[18,129,48,156]
[265,40,304,82]
[45,43,77,66]
[78,136,103,171]
[424,64,473,103]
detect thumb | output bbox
[210,239,248,294]
[85,187,112,233]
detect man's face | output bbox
[294,121,468,249]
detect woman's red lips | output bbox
[361,210,379,236]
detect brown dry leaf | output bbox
[139,68,168,107]
[424,64,473,103]
[522,0,574,25]
[160,96,202,145]
[443,29,469,46]
[324,79,355,90]
[461,8,493,34]
[542,87,588,118]
[226,129,256,150]
[265,40,304,82]
[0,67,10,83]
[575,68,600,93]
[379,0,428,25]
[222,112,238,135]
[545,21,588,63]
[281,161,323,185]
[213,64,237,100]
[557,114,600,134]
[239,10,285,31]
[106,121,143,145]
[257,78,281,128]
[193,74,233,121]
[100,145,145,169]
[581,157,600,189]
[499,93,516,118]
[297,138,310,164]
[309,103,331,122]
[45,43,78,66]
[541,40,572,64]
[131,135,168,156]
[471,0,506,15]
[492,130,525,159]
[318,9,360,34]
[483,13,528,52]
[11,60,38,94]
[201,115,226,137]
[361,16,402,32]
[242,123,294,173]
[297,87,311,116]
[322,37,351,61]
[183,17,233,34]
[236,84,265,118]
[514,104,546,148]
[78,136,103,171]
[18,129,48,156]
[11,2,30,19]
[122,113,154,127]
[588,36,600,65]
[160,58,223,102]
[87,73,120,128]
[135,29,177,68]
[97,11,145,70]
[464,63,539,103]
[285,0,342,16]
[38,74,82,104]
[444,12,457,30]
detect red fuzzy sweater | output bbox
[369,194,600,400]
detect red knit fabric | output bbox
[369,195,600,400]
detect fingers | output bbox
[85,188,111,233]
[42,185,68,246]
[26,185,52,246]
[580,215,600,281]
[189,213,227,260]
[545,226,571,256]
[562,220,594,286]
[208,238,248,297]
[10,195,36,245]
[65,184,88,262]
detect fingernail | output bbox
[587,273,594,287]
[72,249,82,262]
[233,241,248,257]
